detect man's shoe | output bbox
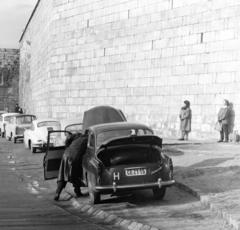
[74,188,83,197]
[224,140,229,143]
[217,140,223,143]
[54,194,60,201]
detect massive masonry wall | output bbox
[20,0,240,138]
[0,49,19,112]
[19,0,54,118]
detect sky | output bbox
[0,0,38,49]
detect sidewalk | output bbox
[162,139,240,230]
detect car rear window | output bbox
[65,124,82,134]
[97,128,153,147]
[16,116,36,125]
[37,121,60,128]
[4,117,11,122]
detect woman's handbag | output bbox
[214,121,222,131]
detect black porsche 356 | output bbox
[43,106,175,204]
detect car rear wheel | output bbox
[13,137,17,143]
[87,173,100,204]
[31,146,37,154]
[152,187,166,200]
[29,141,36,153]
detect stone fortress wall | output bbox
[20,0,240,139]
[0,49,19,112]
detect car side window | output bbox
[88,133,94,148]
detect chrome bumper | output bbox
[96,179,175,192]
[32,143,44,148]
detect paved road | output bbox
[0,140,120,230]
[2,138,233,230]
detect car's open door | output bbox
[43,130,71,180]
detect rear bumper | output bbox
[32,143,44,148]
[15,135,24,139]
[95,179,175,193]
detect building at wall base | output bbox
[19,0,240,139]
[0,49,19,112]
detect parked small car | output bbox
[43,106,174,204]
[6,114,36,143]
[24,119,61,153]
[0,113,19,137]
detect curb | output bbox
[174,181,239,230]
[66,192,159,230]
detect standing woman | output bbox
[179,100,192,140]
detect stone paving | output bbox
[163,139,240,230]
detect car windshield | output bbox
[5,116,13,122]
[37,121,60,128]
[16,116,36,125]
[96,128,153,147]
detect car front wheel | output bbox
[8,134,12,141]
[87,173,100,204]
[152,187,166,200]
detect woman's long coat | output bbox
[57,135,88,184]
[179,108,192,132]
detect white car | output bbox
[0,113,19,137]
[6,114,36,143]
[24,119,61,153]
[61,119,83,134]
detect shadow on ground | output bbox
[175,157,240,194]
[162,147,184,156]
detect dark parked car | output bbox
[43,106,174,204]
[82,122,174,204]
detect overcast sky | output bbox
[0,0,38,49]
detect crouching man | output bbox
[54,131,88,201]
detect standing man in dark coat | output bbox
[15,104,20,113]
[179,100,192,141]
[54,131,88,201]
[217,99,231,142]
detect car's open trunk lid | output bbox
[98,135,162,151]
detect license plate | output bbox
[125,168,147,176]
